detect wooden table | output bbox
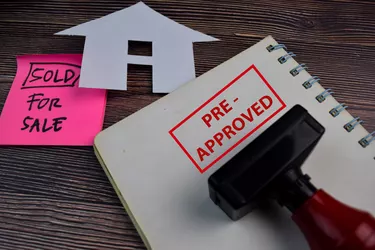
[0,1,374,249]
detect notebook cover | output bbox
[94,36,375,250]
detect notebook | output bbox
[94,36,375,250]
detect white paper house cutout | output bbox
[56,2,218,93]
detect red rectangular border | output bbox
[169,65,286,174]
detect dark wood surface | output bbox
[0,1,375,249]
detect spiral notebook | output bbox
[94,36,375,250]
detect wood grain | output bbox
[0,192,144,250]
[0,0,374,249]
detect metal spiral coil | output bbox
[303,76,320,89]
[290,64,308,76]
[278,52,296,64]
[344,117,364,132]
[267,44,287,52]
[267,43,374,149]
[316,89,334,103]
[359,132,375,148]
[329,103,348,117]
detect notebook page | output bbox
[95,36,375,250]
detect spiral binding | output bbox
[316,89,334,103]
[266,43,374,149]
[329,103,348,117]
[303,76,320,89]
[278,52,296,64]
[290,64,308,76]
[359,132,375,148]
[344,117,363,132]
[267,44,287,52]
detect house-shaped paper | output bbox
[56,2,218,93]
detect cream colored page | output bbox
[95,36,375,250]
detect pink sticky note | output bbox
[0,54,107,145]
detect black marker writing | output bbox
[49,98,62,111]
[29,68,44,83]
[21,116,67,133]
[23,93,66,133]
[43,70,53,82]
[27,93,62,111]
[27,93,43,111]
[52,117,67,132]
[53,69,63,83]
[28,66,77,85]
[64,69,75,83]
[22,62,80,89]
[21,116,35,131]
